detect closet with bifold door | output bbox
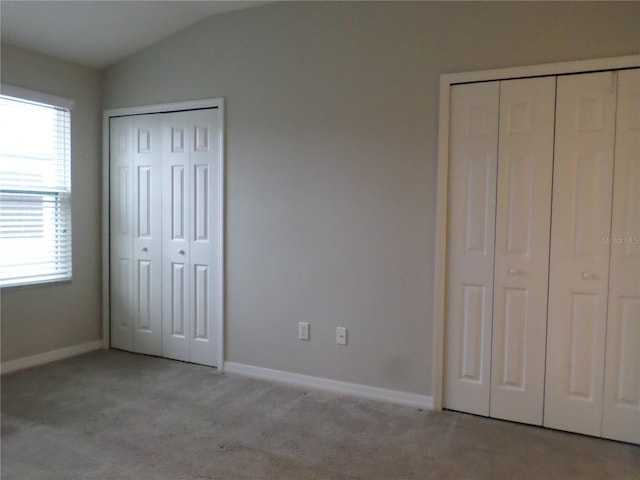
[444,68,639,444]
[109,107,222,367]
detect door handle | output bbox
[508,267,520,276]
[141,247,148,252]
[581,271,596,280]
[178,249,185,255]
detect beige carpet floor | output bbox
[1,350,638,479]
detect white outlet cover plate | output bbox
[299,322,309,341]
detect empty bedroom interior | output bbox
[1,1,639,478]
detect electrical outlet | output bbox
[299,322,310,341]
[336,327,347,345]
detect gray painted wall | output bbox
[2,2,637,396]
[1,45,103,361]
[103,1,639,396]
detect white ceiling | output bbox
[1,1,269,69]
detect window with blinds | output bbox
[0,93,72,287]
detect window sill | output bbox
[0,278,72,291]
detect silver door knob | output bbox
[508,267,519,276]
[581,271,595,280]
[178,249,185,255]
[141,247,148,252]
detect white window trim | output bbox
[0,86,75,288]
[1,84,75,111]
[432,55,640,411]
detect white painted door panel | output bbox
[109,116,134,351]
[111,107,222,367]
[602,68,640,444]
[188,109,221,367]
[189,109,222,365]
[545,72,617,436]
[161,109,220,367]
[132,115,163,356]
[490,77,555,425]
[445,82,499,416]
[162,112,191,362]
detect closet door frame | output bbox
[434,55,639,410]
[102,98,225,371]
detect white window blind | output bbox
[0,93,72,287]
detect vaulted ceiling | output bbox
[1,1,268,69]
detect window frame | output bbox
[0,85,75,288]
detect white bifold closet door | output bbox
[133,115,164,357]
[109,116,135,352]
[445,77,555,424]
[110,108,221,367]
[161,110,220,367]
[544,72,617,437]
[444,81,499,416]
[110,114,163,357]
[602,69,640,444]
[490,76,555,425]
[445,67,639,444]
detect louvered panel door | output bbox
[109,116,134,351]
[490,77,555,425]
[602,68,640,444]
[132,115,163,356]
[544,72,617,437]
[162,112,191,362]
[444,82,499,416]
[187,109,220,367]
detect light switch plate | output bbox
[336,327,347,345]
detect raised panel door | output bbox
[444,82,499,415]
[162,112,191,362]
[545,71,617,436]
[602,68,640,444]
[132,115,163,356]
[109,116,134,351]
[490,77,555,425]
[188,109,221,367]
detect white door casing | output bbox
[544,71,617,436]
[490,77,555,425]
[602,68,640,444]
[444,81,499,416]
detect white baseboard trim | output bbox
[224,362,433,410]
[1,340,103,375]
